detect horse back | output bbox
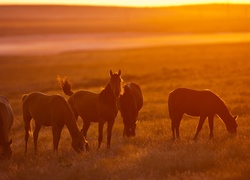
[22,92,70,126]
[22,92,51,122]
[69,90,99,121]
[168,88,223,117]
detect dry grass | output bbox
[0,42,250,179]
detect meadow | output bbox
[0,42,250,179]
[1,4,250,180]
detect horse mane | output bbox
[214,94,234,122]
[57,75,74,96]
[209,91,230,114]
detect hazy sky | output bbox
[0,0,250,7]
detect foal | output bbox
[168,88,237,140]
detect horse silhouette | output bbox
[0,96,14,159]
[168,88,237,140]
[119,83,143,137]
[22,92,88,153]
[58,70,123,148]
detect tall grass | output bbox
[1,43,250,179]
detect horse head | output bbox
[72,133,88,153]
[226,115,238,134]
[109,70,123,98]
[124,123,136,137]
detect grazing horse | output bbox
[119,83,143,137]
[58,70,123,148]
[0,96,14,159]
[168,88,238,140]
[22,92,88,153]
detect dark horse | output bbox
[119,83,143,137]
[58,70,123,148]
[0,96,14,159]
[168,88,237,140]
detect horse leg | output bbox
[208,115,214,139]
[171,118,176,140]
[107,119,115,148]
[33,124,41,152]
[24,115,32,153]
[52,123,64,151]
[81,121,90,138]
[194,116,206,140]
[98,122,104,149]
[172,114,182,140]
[175,118,182,139]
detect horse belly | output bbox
[183,103,213,117]
[32,116,52,126]
[30,109,52,126]
[180,103,203,117]
[77,104,99,122]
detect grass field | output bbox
[0,42,250,179]
[1,4,250,180]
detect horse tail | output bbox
[22,94,27,102]
[57,75,74,96]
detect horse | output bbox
[0,96,14,159]
[22,92,88,153]
[119,83,143,137]
[168,88,238,140]
[58,70,123,148]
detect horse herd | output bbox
[0,70,238,159]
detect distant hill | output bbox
[0,4,250,36]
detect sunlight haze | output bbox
[0,0,250,6]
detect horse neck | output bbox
[64,113,80,141]
[216,101,233,124]
[99,83,116,106]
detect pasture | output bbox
[1,4,250,179]
[0,42,250,179]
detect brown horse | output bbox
[58,70,123,148]
[119,83,143,137]
[22,92,88,153]
[0,96,14,159]
[168,88,237,140]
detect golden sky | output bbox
[0,0,250,6]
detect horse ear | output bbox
[110,70,113,76]
[118,69,121,76]
[8,139,12,145]
[234,115,238,120]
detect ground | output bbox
[0,4,250,180]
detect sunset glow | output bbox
[0,0,250,7]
